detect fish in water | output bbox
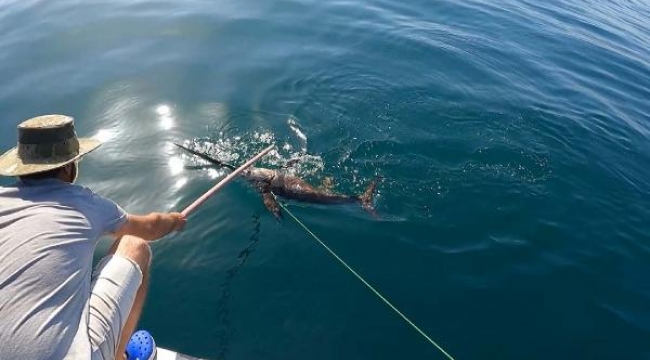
[174,143,376,220]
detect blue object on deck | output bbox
[126,330,157,360]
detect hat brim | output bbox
[0,138,102,177]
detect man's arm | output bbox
[112,212,186,241]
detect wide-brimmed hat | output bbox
[0,114,101,177]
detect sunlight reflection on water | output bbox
[168,156,185,175]
[156,104,174,130]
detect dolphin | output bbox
[174,143,376,220]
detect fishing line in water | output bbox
[215,214,262,359]
[176,142,454,358]
[275,199,456,360]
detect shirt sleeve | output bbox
[85,189,128,235]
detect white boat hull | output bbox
[157,347,205,360]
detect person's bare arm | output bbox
[112,212,186,241]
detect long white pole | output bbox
[181,144,275,217]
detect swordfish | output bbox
[174,143,376,219]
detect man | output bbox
[0,115,186,360]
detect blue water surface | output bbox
[1,0,650,359]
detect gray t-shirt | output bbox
[0,178,127,359]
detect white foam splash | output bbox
[182,128,325,179]
[287,116,307,153]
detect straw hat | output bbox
[0,115,101,177]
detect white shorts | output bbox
[88,255,143,360]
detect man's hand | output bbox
[165,212,187,233]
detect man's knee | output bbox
[114,235,151,274]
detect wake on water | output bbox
[178,117,326,180]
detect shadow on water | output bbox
[215,214,262,359]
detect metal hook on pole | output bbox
[181,144,275,217]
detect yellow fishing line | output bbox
[276,199,456,360]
